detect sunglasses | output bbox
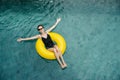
[38,27,44,31]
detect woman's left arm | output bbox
[46,18,61,33]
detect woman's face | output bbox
[38,26,44,33]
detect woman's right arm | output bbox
[17,35,41,42]
[46,18,61,33]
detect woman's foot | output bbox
[63,63,67,68]
[61,65,65,69]
[61,64,67,70]
[61,63,67,69]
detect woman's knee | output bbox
[54,45,60,52]
[53,48,57,53]
[54,45,59,49]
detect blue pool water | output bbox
[0,0,120,80]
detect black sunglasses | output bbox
[38,27,44,31]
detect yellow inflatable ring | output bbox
[35,32,66,60]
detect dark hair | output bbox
[37,25,44,31]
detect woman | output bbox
[17,18,67,69]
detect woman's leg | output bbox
[54,45,67,67]
[48,48,64,68]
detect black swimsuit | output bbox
[41,34,55,49]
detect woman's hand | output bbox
[57,18,61,23]
[17,38,23,42]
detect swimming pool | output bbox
[0,0,120,80]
